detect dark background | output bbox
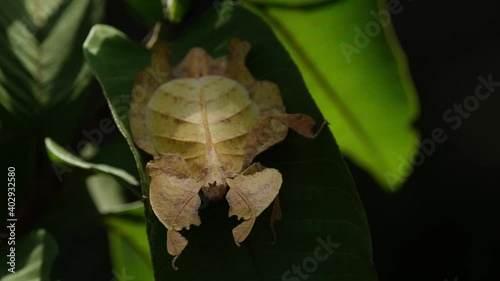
[351,0,500,280]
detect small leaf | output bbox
[247,0,420,190]
[162,0,192,23]
[123,0,192,26]
[87,174,128,214]
[104,202,154,281]
[0,229,58,281]
[44,137,139,186]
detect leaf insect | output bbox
[129,38,325,270]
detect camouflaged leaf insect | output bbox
[129,38,325,270]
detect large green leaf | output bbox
[0,0,103,136]
[247,0,420,190]
[0,229,58,281]
[83,25,150,191]
[83,4,375,281]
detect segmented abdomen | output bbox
[146,75,259,175]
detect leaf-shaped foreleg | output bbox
[243,114,327,167]
[146,154,202,270]
[273,113,328,139]
[226,163,283,246]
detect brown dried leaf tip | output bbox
[129,38,325,270]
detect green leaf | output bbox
[87,174,129,214]
[247,0,420,190]
[0,0,104,134]
[123,0,191,26]
[83,4,376,281]
[39,136,138,232]
[162,0,192,23]
[104,202,154,281]
[44,137,139,186]
[83,25,149,190]
[249,0,333,6]
[0,229,58,281]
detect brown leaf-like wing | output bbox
[129,42,172,155]
[147,154,202,256]
[224,38,290,170]
[225,163,282,245]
